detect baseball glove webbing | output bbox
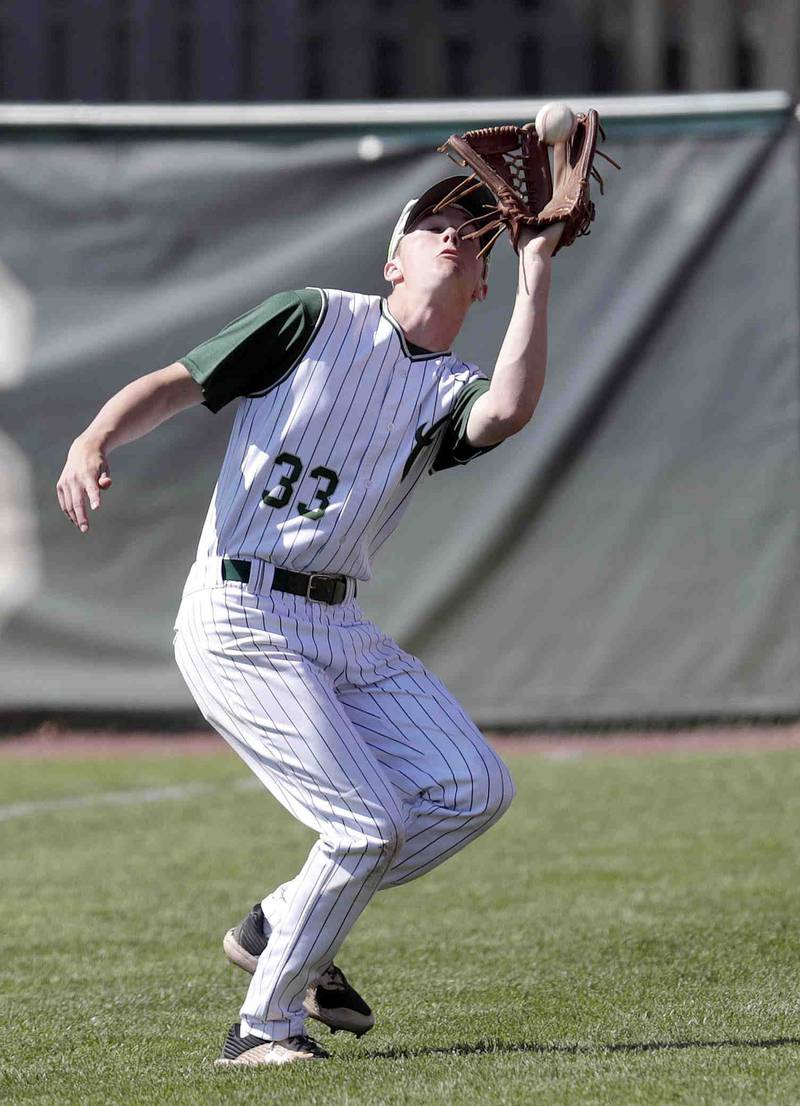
[435,110,620,256]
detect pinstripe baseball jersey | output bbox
[180,287,497,581]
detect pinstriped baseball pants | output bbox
[173,572,514,1041]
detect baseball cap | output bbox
[386,175,498,263]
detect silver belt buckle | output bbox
[307,574,330,603]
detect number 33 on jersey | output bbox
[262,453,339,521]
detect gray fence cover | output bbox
[0,114,797,724]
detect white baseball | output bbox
[535,102,576,145]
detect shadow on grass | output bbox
[364,1036,800,1061]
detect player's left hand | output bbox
[56,433,112,534]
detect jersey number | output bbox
[262,452,339,521]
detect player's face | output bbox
[387,206,488,303]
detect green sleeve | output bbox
[180,288,324,413]
[432,377,501,472]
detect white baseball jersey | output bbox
[180,287,495,582]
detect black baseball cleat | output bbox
[215,1022,329,1066]
[304,963,375,1037]
[223,903,375,1037]
[222,902,268,973]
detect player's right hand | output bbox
[56,434,112,534]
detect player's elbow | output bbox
[487,385,542,438]
[467,397,536,447]
[486,402,536,440]
[499,404,536,437]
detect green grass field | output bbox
[1,744,799,1105]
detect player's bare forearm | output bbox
[466,224,561,448]
[57,362,203,533]
[80,362,202,451]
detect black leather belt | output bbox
[221,558,350,605]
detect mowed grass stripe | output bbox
[0,777,259,822]
[0,747,798,1106]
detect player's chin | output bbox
[430,260,458,280]
[435,255,476,282]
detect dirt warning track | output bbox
[1,723,799,760]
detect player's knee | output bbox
[497,765,516,818]
[370,810,406,860]
[484,760,515,822]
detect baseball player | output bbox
[56,176,564,1066]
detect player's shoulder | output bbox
[320,288,381,311]
[316,289,383,333]
[439,355,487,385]
[447,355,482,375]
[268,286,326,318]
[217,287,325,334]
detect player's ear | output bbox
[384,255,404,287]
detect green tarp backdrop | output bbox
[0,102,797,724]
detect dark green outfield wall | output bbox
[0,109,797,724]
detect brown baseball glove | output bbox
[435,110,619,256]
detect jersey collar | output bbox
[380,299,451,362]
